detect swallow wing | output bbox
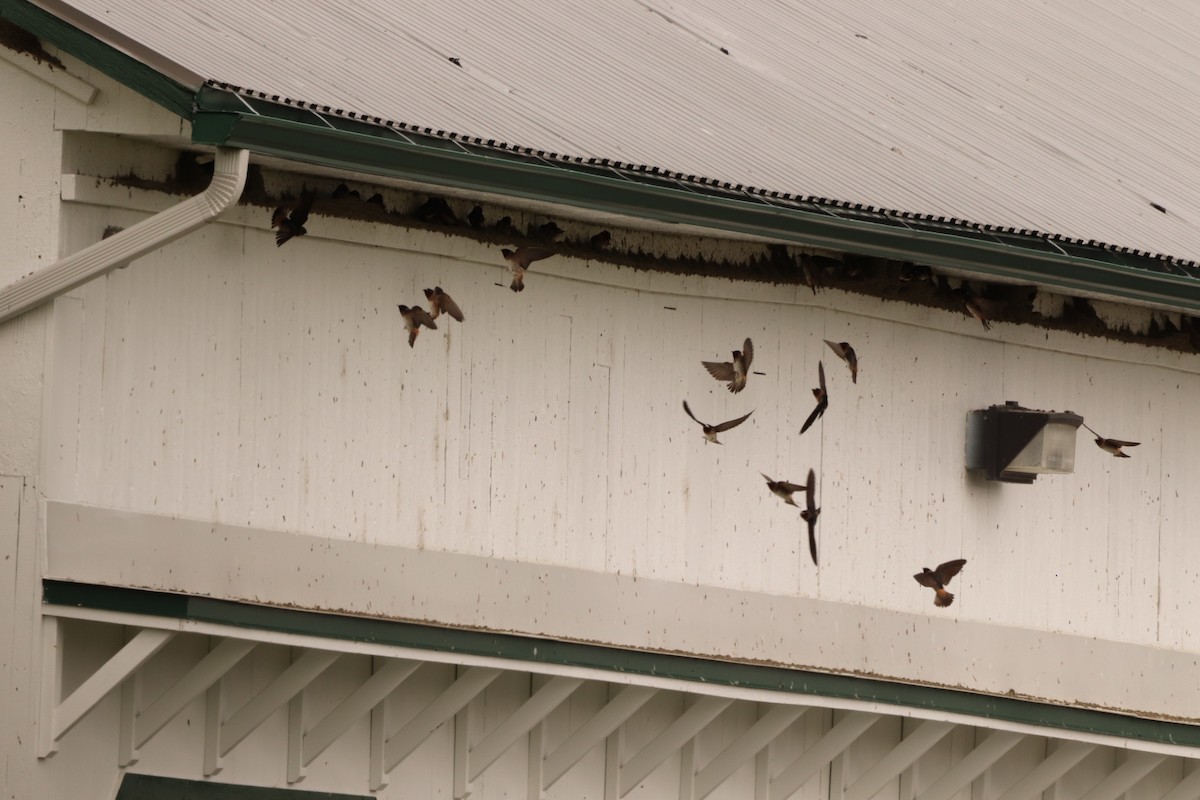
[804,469,816,512]
[682,400,704,426]
[438,290,465,322]
[411,307,438,330]
[291,189,316,226]
[913,571,940,589]
[933,559,967,586]
[824,340,845,360]
[742,338,754,369]
[1106,439,1140,447]
[807,518,819,566]
[514,247,556,269]
[800,401,825,434]
[703,360,736,382]
[818,360,826,394]
[271,206,288,229]
[711,409,754,432]
[776,481,806,493]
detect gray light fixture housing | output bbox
[965,402,1084,483]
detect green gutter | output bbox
[44,580,1200,749]
[0,0,194,116]
[191,106,1200,315]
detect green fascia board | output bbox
[117,773,369,799]
[44,579,1200,749]
[192,108,1200,314]
[0,0,194,117]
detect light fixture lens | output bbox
[1005,421,1078,474]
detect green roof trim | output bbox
[117,773,368,800]
[189,93,1200,315]
[0,0,194,117]
[44,580,1200,749]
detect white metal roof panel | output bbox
[44,0,1200,261]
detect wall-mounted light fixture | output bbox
[965,401,1084,483]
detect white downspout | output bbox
[0,147,250,325]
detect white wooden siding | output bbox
[42,195,1200,658]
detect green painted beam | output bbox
[190,107,1200,315]
[0,0,194,117]
[117,773,368,799]
[43,580,1200,749]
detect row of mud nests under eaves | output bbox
[102,153,1200,355]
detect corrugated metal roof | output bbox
[37,0,1200,261]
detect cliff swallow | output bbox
[800,361,828,434]
[501,247,556,292]
[494,216,518,236]
[535,221,564,240]
[761,474,804,506]
[271,188,315,247]
[332,183,359,200]
[448,57,462,67]
[591,230,612,248]
[468,205,485,228]
[800,468,820,566]
[396,304,437,348]
[898,262,931,283]
[914,559,967,607]
[366,193,385,208]
[413,196,457,225]
[955,287,999,331]
[423,287,464,322]
[798,254,821,294]
[824,340,858,383]
[1082,423,1139,457]
[682,400,753,444]
[702,338,754,394]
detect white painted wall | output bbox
[42,172,1200,657]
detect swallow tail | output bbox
[807,528,818,566]
[408,329,418,348]
[934,588,954,607]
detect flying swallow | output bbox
[761,473,805,507]
[824,340,858,383]
[591,230,612,248]
[423,287,465,322]
[271,188,316,247]
[467,205,485,228]
[914,559,967,607]
[1082,423,1139,457]
[501,247,556,292]
[800,468,820,566]
[413,196,457,225]
[702,338,754,394]
[800,361,828,434]
[396,304,437,348]
[682,400,753,444]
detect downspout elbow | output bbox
[0,147,250,325]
